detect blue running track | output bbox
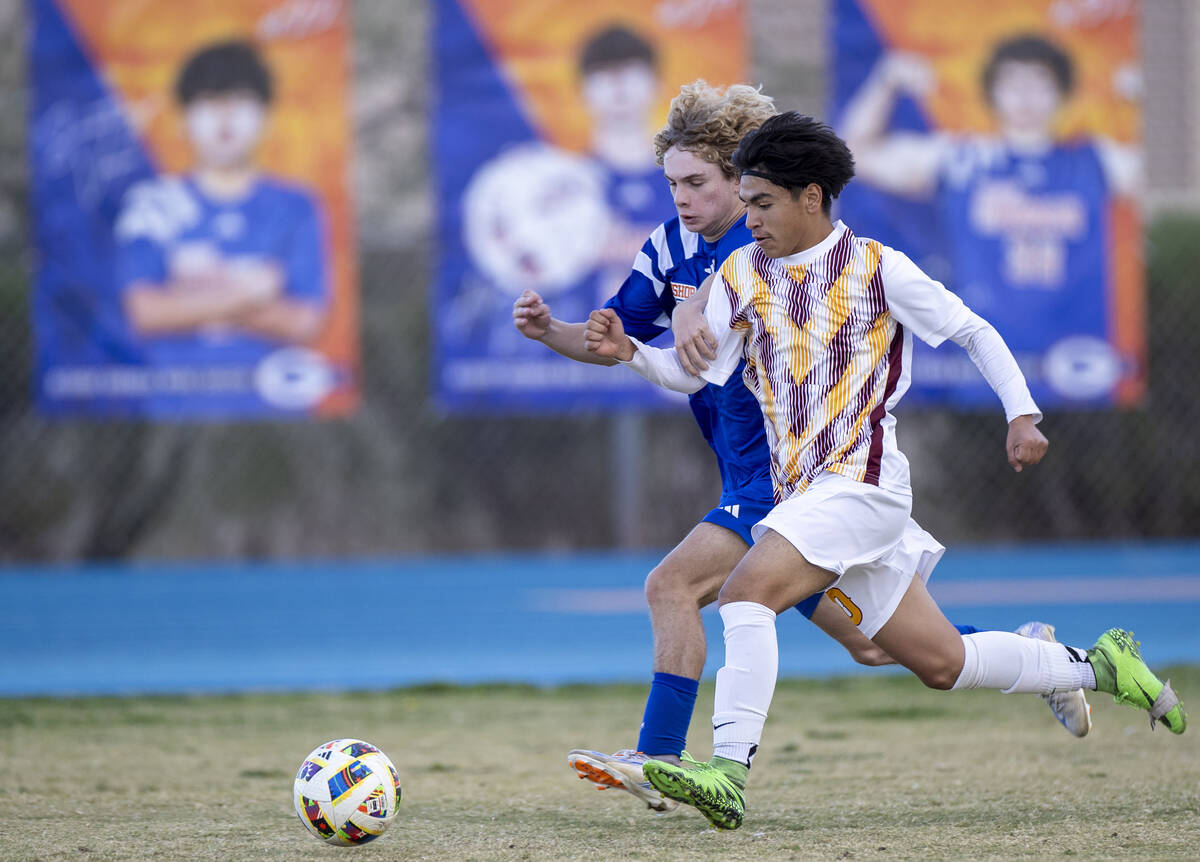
[3,542,1199,696]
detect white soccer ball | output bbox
[293,738,402,846]
[462,143,611,295]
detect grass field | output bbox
[2,668,1198,861]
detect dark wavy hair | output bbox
[578,25,657,75]
[731,112,855,214]
[175,40,273,106]
[982,34,1074,102]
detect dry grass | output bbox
[1,669,1198,861]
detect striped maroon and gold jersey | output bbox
[698,221,971,502]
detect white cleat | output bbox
[1016,621,1093,737]
[567,748,679,812]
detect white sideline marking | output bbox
[528,576,1200,614]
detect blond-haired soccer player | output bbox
[584,112,1186,830]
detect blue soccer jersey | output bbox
[937,138,1109,342]
[604,215,774,509]
[107,173,332,415]
[931,138,1112,403]
[114,174,329,368]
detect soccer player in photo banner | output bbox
[583,113,1185,830]
[433,0,748,410]
[516,84,1094,817]
[832,0,1144,407]
[29,0,357,418]
[117,43,328,365]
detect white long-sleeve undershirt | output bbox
[946,310,1041,424]
[620,224,1042,426]
[621,312,1041,425]
[622,336,708,394]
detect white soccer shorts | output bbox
[753,470,945,638]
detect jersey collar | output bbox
[774,220,848,266]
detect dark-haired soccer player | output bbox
[114,39,328,409]
[842,35,1141,403]
[585,112,1186,830]
[518,83,1078,817]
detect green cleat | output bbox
[643,753,745,830]
[1088,628,1187,734]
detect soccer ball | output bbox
[293,738,402,846]
[462,143,611,294]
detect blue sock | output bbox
[954,624,980,635]
[636,672,699,757]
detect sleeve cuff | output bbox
[619,337,649,371]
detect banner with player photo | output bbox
[831,0,1145,408]
[432,0,748,411]
[29,0,359,418]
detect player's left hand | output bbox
[584,308,634,362]
[1006,415,1048,472]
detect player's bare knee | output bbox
[716,578,751,607]
[644,564,701,609]
[915,655,963,690]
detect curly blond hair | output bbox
[653,80,777,178]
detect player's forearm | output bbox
[619,338,706,394]
[540,318,618,366]
[236,300,325,343]
[948,312,1041,423]
[123,280,262,334]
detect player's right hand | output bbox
[513,289,551,340]
[1006,415,1049,472]
[584,308,634,362]
[672,299,717,375]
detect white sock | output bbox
[951,631,1095,694]
[712,601,778,767]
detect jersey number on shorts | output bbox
[826,588,863,626]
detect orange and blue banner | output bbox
[831,0,1145,407]
[29,0,359,417]
[433,0,748,411]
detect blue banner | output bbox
[28,0,359,418]
[829,0,1146,408]
[431,0,748,412]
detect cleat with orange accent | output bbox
[567,749,678,812]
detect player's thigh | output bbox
[646,521,749,608]
[808,596,894,666]
[869,574,965,689]
[718,529,836,614]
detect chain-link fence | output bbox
[1,0,1197,563]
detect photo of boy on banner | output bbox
[29,0,358,418]
[115,40,331,411]
[455,25,675,359]
[432,0,747,411]
[832,0,1144,407]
